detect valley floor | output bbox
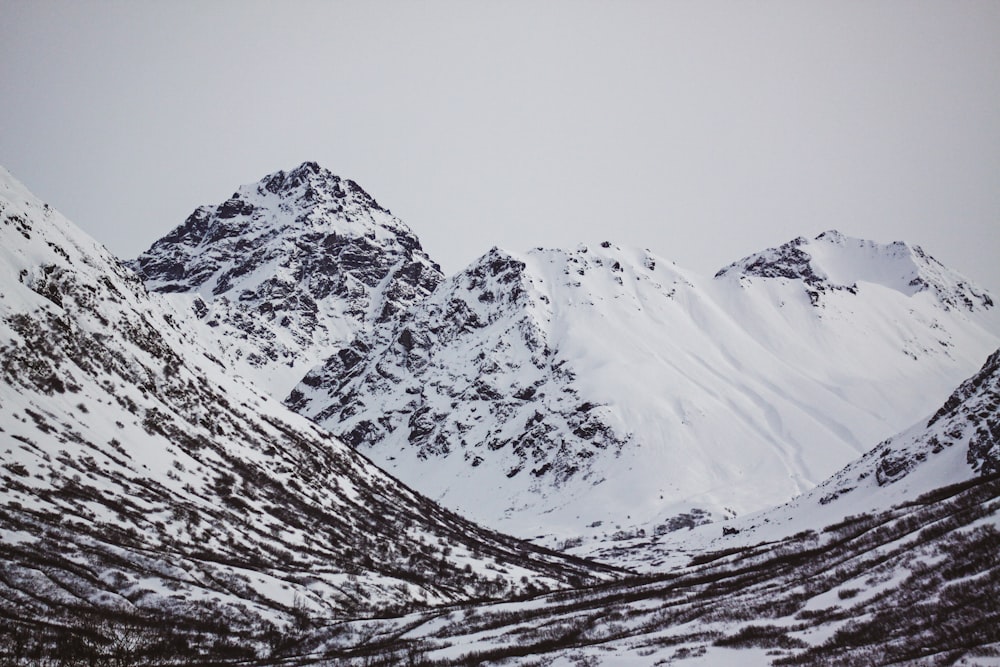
[5,473,998,666]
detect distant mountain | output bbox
[289,233,999,545]
[0,166,612,660]
[715,229,994,310]
[130,161,443,395]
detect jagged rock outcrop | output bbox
[131,161,443,394]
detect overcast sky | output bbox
[2,1,998,290]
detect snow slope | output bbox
[290,234,999,545]
[295,349,1000,666]
[0,166,612,641]
[579,343,1000,571]
[736,343,1000,542]
[130,161,443,396]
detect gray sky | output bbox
[2,1,998,290]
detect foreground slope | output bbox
[290,234,999,544]
[292,348,1000,666]
[0,167,612,660]
[131,161,443,395]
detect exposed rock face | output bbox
[924,348,1000,477]
[290,246,628,479]
[131,161,443,394]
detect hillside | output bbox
[0,166,613,663]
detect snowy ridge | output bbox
[716,229,994,310]
[131,161,443,394]
[0,166,613,648]
[290,234,999,546]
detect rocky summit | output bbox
[130,161,443,394]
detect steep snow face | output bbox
[290,233,999,546]
[606,346,1000,573]
[0,167,610,633]
[131,161,443,395]
[818,346,1000,502]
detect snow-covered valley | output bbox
[1,162,998,665]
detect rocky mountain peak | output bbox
[255,160,386,214]
[132,161,430,294]
[129,163,444,394]
[716,230,993,311]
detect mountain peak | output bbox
[132,163,435,294]
[294,159,322,174]
[256,160,381,208]
[130,163,443,394]
[716,230,993,311]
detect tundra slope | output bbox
[131,161,443,396]
[0,166,613,659]
[291,232,999,546]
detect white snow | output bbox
[294,236,999,547]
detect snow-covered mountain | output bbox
[0,166,612,658]
[290,233,999,545]
[6,160,998,665]
[296,347,1000,666]
[716,229,994,311]
[130,161,443,395]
